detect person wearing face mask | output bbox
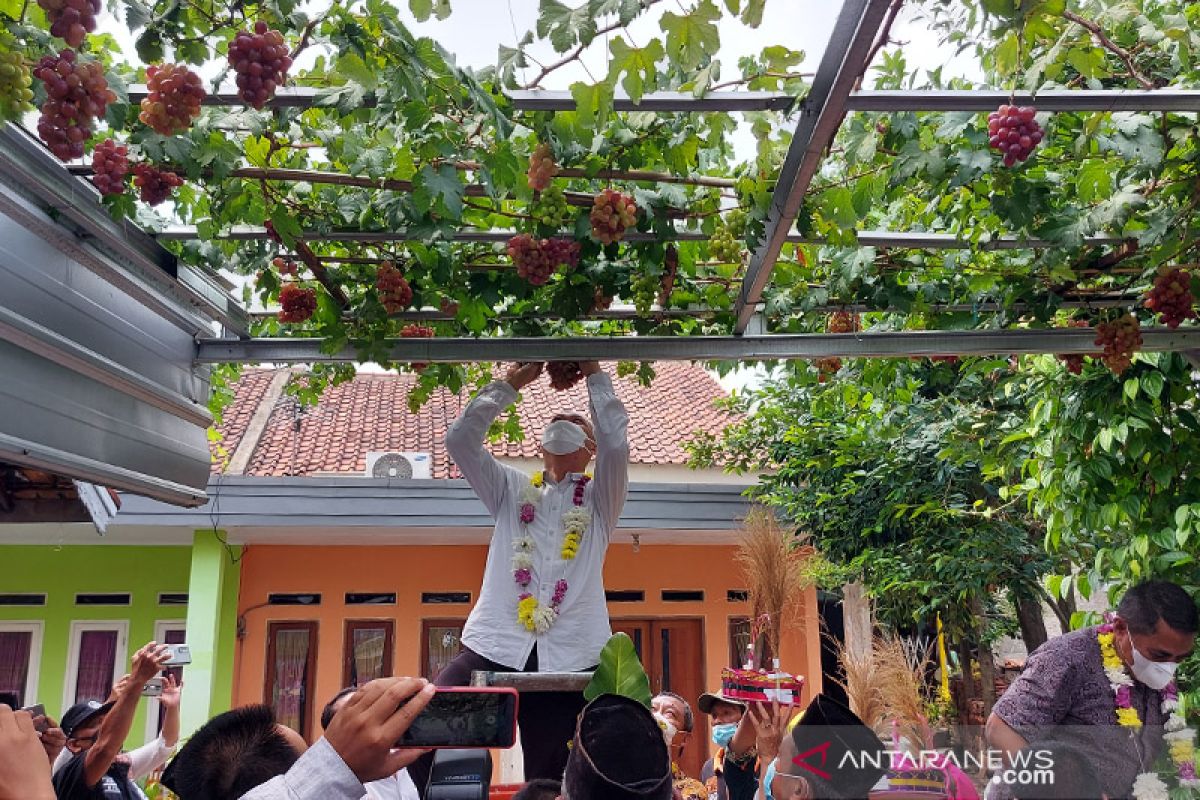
[407,361,629,798]
[651,692,708,800]
[986,580,1198,800]
[697,691,760,800]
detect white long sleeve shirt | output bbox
[444,373,630,672]
[240,738,365,800]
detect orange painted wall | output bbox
[233,543,821,754]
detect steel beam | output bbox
[507,89,795,112]
[194,328,1200,364]
[846,89,1200,113]
[156,225,1123,250]
[125,85,795,113]
[733,0,894,334]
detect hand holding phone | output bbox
[396,687,518,749]
[163,644,191,666]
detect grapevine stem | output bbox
[521,0,665,89]
[709,72,814,91]
[1061,10,1154,90]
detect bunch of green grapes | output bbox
[530,185,575,229]
[630,272,658,316]
[0,51,34,120]
[709,224,741,264]
[725,208,747,237]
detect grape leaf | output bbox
[537,0,598,53]
[660,0,721,72]
[606,36,664,104]
[570,80,614,132]
[417,164,464,218]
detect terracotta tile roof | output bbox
[220,363,738,478]
[209,368,278,472]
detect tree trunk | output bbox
[972,597,997,719]
[954,638,978,756]
[841,582,873,661]
[1015,594,1049,653]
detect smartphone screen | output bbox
[396,688,518,749]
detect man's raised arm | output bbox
[580,361,629,533]
[444,363,541,516]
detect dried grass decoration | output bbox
[719,508,811,704]
[734,507,812,661]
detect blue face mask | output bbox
[763,760,777,800]
[711,722,737,748]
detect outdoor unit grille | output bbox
[365,452,432,479]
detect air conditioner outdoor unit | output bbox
[365,452,432,479]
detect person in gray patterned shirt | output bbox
[985,581,1197,799]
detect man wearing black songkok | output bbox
[560,694,673,800]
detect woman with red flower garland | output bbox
[407,361,629,797]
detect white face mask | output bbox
[652,712,677,751]
[1128,631,1179,690]
[541,419,587,455]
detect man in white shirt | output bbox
[321,687,420,800]
[409,360,629,796]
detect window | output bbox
[0,622,43,707]
[265,621,318,739]
[728,617,773,669]
[145,622,185,742]
[420,620,465,680]
[343,620,394,687]
[65,621,128,709]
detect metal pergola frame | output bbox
[4,1,1199,366]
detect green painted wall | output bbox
[0,544,240,749]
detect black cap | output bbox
[698,691,746,715]
[61,700,114,736]
[786,694,886,799]
[562,695,673,800]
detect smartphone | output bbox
[22,704,48,732]
[163,644,191,667]
[142,678,163,697]
[396,687,518,749]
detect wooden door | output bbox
[611,618,707,779]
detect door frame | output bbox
[143,619,186,743]
[264,620,319,740]
[0,620,44,708]
[63,620,129,713]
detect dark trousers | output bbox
[408,645,589,797]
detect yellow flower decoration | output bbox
[531,472,544,488]
[1116,707,1142,728]
[518,596,539,631]
[1097,633,1125,669]
[561,532,582,559]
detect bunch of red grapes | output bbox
[1144,267,1195,329]
[591,288,614,313]
[827,311,860,334]
[987,105,1043,167]
[34,50,115,160]
[1094,314,1142,375]
[439,297,459,317]
[90,139,128,196]
[376,261,413,313]
[527,142,557,191]
[228,22,292,109]
[590,189,637,245]
[132,163,182,205]
[1056,319,1090,375]
[400,324,435,371]
[278,284,316,323]
[271,256,298,277]
[38,0,100,48]
[139,64,206,136]
[815,357,842,382]
[547,361,584,391]
[506,234,581,286]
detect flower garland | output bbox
[511,472,592,634]
[1096,622,1200,799]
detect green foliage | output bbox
[583,632,653,707]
